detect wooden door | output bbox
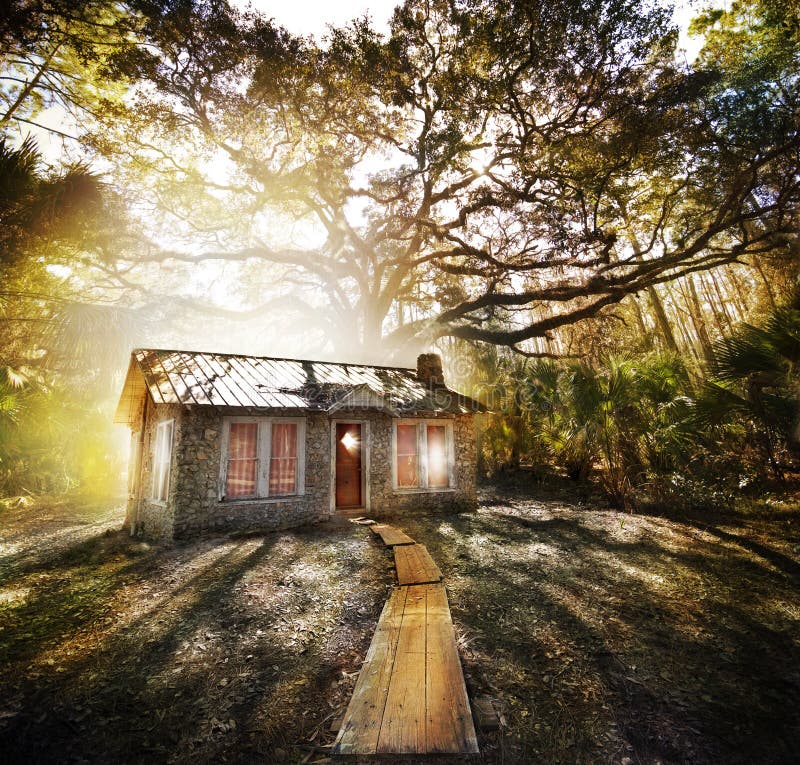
[335,423,362,508]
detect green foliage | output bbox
[0,137,105,265]
[690,304,800,479]
[0,0,798,505]
[74,0,800,357]
[0,0,134,129]
[0,375,126,496]
[476,300,800,508]
[476,350,698,507]
[0,96,133,499]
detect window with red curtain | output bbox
[269,422,297,495]
[396,423,418,487]
[426,424,449,488]
[226,422,258,498]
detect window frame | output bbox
[219,416,306,501]
[391,418,455,492]
[151,418,174,504]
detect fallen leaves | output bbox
[3,488,800,764]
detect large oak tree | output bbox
[89,0,800,359]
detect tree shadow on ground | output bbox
[0,515,388,764]
[403,501,800,765]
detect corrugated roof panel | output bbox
[203,353,252,407]
[136,349,173,404]
[225,355,273,407]
[161,351,197,405]
[117,348,484,419]
[189,353,234,406]
[176,352,216,406]
[272,358,310,389]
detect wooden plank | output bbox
[376,585,428,754]
[371,523,416,547]
[394,544,443,586]
[412,545,441,585]
[333,587,408,755]
[335,526,478,756]
[473,696,501,731]
[425,584,480,754]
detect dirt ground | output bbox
[1,482,799,764]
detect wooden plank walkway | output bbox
[370,523,416,547]
[394,543,443,586]
[333,583,478,756]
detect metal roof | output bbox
[114,348,483,426]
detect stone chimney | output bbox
[417,353,445,386]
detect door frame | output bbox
[330,419,370,513]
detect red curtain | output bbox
[396,423,418,487]
[269,423,297,495]
[427,425,448,488]
[226,422,258,498]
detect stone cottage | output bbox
[114,349,482,540]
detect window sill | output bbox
[392,487,456,494]
[218,494,305,505]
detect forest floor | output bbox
[0,481,799,764]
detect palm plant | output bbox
[0,136,103,265]
[635,353,696,472]
[566,357,646,506]
[543,353,695,507]
[692,306,800,479]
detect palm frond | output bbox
[691,380,751,427]
[712,332,786,382]
[0,136,39,209]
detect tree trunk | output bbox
[629,294,650,339]
[725,265,749,320]
[751,255,778,311]
[647,285,679,352]
[0,43,63,125]
[709,269,737,333]
[700,273,728,336]
[683,276,716,365]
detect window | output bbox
[393,419,453,490]
[396,423,418,487]
[227,422,259,498]
[152,419,174,502]
[221,417,305,500]
[269,422,297,495]
[426,424,449,488]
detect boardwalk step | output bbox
[394,543,443,586]
[333,583,478,756]
[370,523,415,547]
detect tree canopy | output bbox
[0,0,799,494]
[74,0,800,359]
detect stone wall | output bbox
[131,401,477,540]
[171,407,333,539]
[364,411,477,517]
[132,399,183,541]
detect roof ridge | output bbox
[132,347,417,373]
